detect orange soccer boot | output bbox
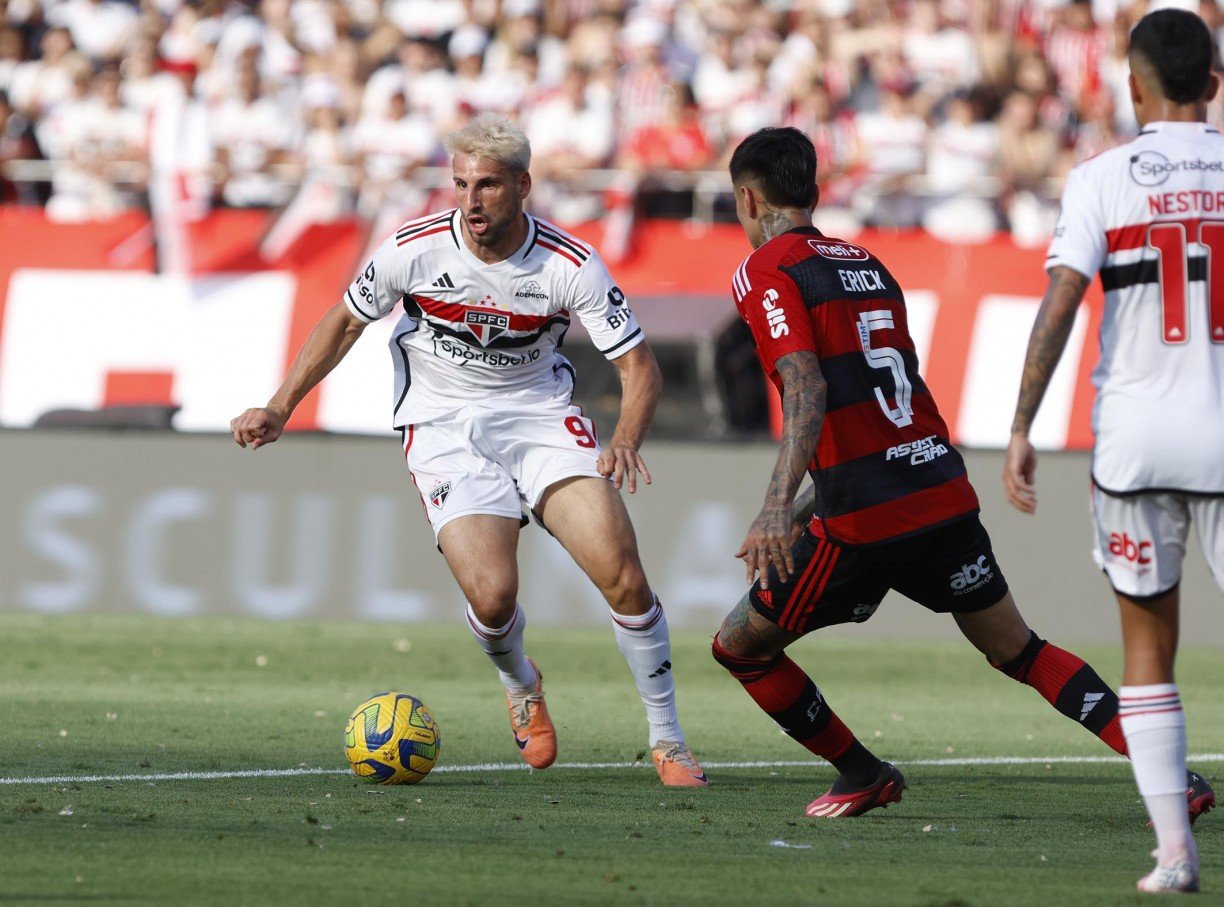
[652,740,709,787]
[505,658,557,769]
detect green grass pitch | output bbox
[2,613,1223,906]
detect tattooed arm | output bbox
[1003,265,1090,513]
[735,350,827,589]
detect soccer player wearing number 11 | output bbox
[710,127,1214,827]
[1006,10,1224,893]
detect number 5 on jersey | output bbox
[856,309,915,428]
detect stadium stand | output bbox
[3,0,1219,241]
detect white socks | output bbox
[611,595,683,747]
[466,603,537,694]
[1120,684,1195,865]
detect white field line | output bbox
[5,753,1224,786]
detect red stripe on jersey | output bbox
[819,478,978,546]
[537,239,582,267]
[1106,218,1203,253]
[396,225,451,246]
[396,211,451,233]
[818,396,952,465]
[537,220,592,256]
[413,294,564,331]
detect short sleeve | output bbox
[568,251,645,359]
[1046,165,1107,280]
[344,236,408,322]
[734,256,818,368]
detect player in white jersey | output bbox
[231,114,707,788]
[1005,10,1222,893]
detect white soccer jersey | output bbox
[1047,121,1224,494]
[344,209,643,427]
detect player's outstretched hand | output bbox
[598,443,652,494]
[1003,432,1038,514]
[736,506,796,591]
[230,406,288,450]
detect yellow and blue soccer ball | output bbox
[344,692,440,784]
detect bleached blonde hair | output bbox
[445,114,532,173]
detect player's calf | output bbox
[711,635,884,795]
[990,629,1128,754]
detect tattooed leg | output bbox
[711,595,883,790]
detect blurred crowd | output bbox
[0,0,1221,246]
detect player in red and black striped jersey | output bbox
[710,127,1215,822]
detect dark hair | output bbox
[1129,9,1215,104]
[728,127,817,209]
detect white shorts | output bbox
[403,398,604,539]
[1091,486,1224,598]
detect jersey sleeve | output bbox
[1046,164,1108,280]
[568,251,645,359]
[343,236,408,322]
[735,255,819,367]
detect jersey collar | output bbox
[1137,121,1220,137]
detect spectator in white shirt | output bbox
[8,27,86,118]
[352,87,437,221]
[526,63,615,223]
[47,0,137,63]
[212,58,296,208]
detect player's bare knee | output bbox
[465,585,518,628]
[603,561,652,616]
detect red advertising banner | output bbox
[0,208,1101,448]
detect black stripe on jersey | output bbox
[537,227,590,261]
[819,350,930,414]
[1100,256,1206,292]
[420,314,571,349]
[1092,475,1224,498]
[448,215,461,249]
[395,212,453,241]
[553,361,578,401]
[346,288,378,322]
[392,324,417,419]
[815,442,967,520]
[598,327,642,356]
[521,218,541,258]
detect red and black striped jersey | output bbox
[733,227,979,546]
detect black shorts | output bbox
[749,515,1009,634]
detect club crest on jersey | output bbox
[428,481,451,509]
[464,308,511,345]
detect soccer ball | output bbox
[343,692,440,784]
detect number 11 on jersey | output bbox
[1147,221,1224,344]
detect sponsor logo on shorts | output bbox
[950,555,993,595]
[885,435,949,466]
[514,280,548,299]
[432,337,541,367]
[428,481,450,509]
[850,603,880,622]
[808,239,869,261]
[1107,531,1153,571]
